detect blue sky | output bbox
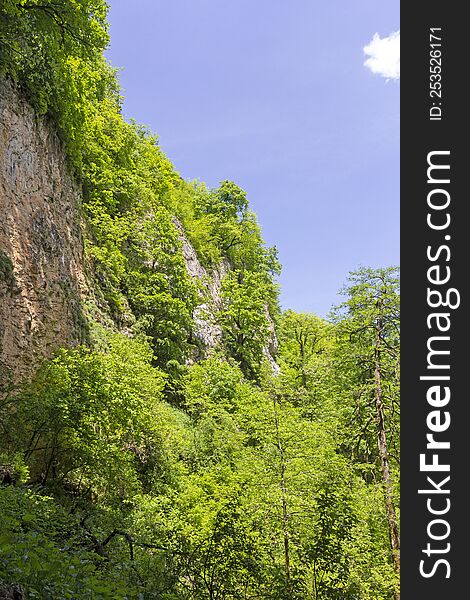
[106,0,399,317]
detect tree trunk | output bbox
[374,339,400,599]
[273,395,291,589]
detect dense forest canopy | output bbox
[0,2,399,599]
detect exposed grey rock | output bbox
[174,219,223,355]
[0,78,86,383]
[175,219,280,372]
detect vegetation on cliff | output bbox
[0,2,399,598]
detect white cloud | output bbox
[363,30,400,80]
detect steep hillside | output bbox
[0,76,278,384]
[0,3,400,599]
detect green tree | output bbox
[124,208,200,367]
[250,370,356,600]
[219,271,274,375]
[0,0,111,164]
[1,335,177,498]
[332,267,400,597]
[276,311,337,424]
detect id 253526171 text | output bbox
[429,28,443,121]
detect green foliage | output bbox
[0,0,111,165]
[0,250,14,283]
[0,452,29,485]
[181,358,358,598]
[219,270,276,375]
[2,334,177,499]
[0,299,401,598]
[344,483,400,600]
[123,208,199,365]
[1,2,400,596]
[331,267,400,468]
[0,486,132,598]
[277,311,336,422]
[329,267,400,598]
[78,80,199,365]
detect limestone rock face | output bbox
[176,220,279,370]
[0,79,86,384]
[264,304,280,375]
[175,219,224,357]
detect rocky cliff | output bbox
[0,78,278,385]
[0,79,86,385]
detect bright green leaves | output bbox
[80,96,186,353]
[330,267,401,598]
[195,180,248,221]
[122,208,200,366]
[0,279,401,599]
[183,357,257,470]
[3,334,172,499]
[219,270,274,375]
[179,179,280,278]
[180,355,357,598]
[344,482,400,600]
[0,486,131,599]
[331,266,400,468]
[183,355,246,416]
[0,0,112,164]
[82,110,176,218]
[277,311,336,421]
